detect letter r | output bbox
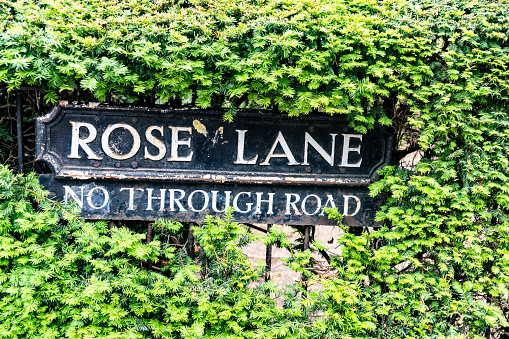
[68,121,102,160]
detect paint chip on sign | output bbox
[193,120,207,136]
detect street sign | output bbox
[36,102,393,226]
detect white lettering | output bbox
[169,189,187,211]
[344,195,361,216]
[260,131,300,166]
[255,192,275,214]
[319,194,337,215]
[211,190,232,213]
[64,185,84,208]
[233,192,253,213]
[340,134,362,168]
[68,122,102,160]
[86,186,109,209]
[102,123,141,160]
[285,193,301,215]
[303,132,337,166]
[167,126,193,162]
[144,126,166,161]
[146,188,166,211]
[120,188,144,210]
[301,194,321,216]
[234,130,258,165]
[188,190,209,212]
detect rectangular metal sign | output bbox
[38,175,386,226]
[36,102,393,226]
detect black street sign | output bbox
[36,102,393,226]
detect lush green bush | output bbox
[1,162,508,338]
[1,0,504,128]
[1,0,509,337]
[0,166,376,338]
[0,166,267,338]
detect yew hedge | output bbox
[1,0,509,338]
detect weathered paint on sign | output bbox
[39,175,386,226]
[36,102,393,226]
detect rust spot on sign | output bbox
[193,120,207,136]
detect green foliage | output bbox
[326,0,509,336]
[0,167,273,338]
[4,163,507,338]
[0,167,381,338]
[0,0,502,131]
[359,110,509,336]
[1,0,509,337]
